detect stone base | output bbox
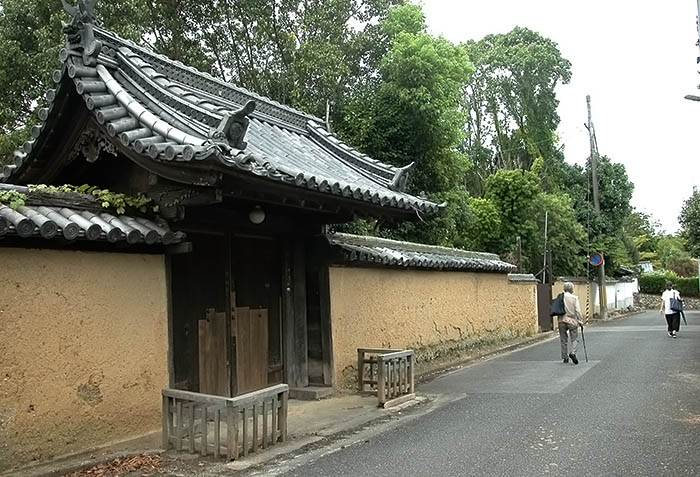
[289,386,335,400]
[382,393,416,409]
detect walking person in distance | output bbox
[660,281,681,338]
[559,282,585,364]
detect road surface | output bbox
[254,311,700,476]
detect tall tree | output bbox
[337,4,473,195]
[679,187,700,257]
[462,27,572,194]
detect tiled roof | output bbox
[507,273,539,283]
[0,204,183,245]
[1,17,440,216]
[327,233,517,273]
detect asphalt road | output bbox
[263,311,700,476]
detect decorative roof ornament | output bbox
[209,100,256,151]
[62,0,102,66]
[388,162,415,192]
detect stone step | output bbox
[289,386,335,401]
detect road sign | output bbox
[589,252,603,266]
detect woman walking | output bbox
[660,281,681,338]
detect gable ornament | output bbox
[208,100,256,151]
[62,0,102,66]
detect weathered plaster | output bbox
[329,266,538,389]
[0,248,168,471]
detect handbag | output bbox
[550,292,565,316]
[670,291,683,313]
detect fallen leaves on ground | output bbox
[63,453,164,477]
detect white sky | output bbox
[422,0,700,234]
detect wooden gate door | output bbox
[198,310,229,396]
[231,236,282,395]
[537,283,553,331]
[235,307,269,393]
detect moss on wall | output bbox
[329,267,538,389]
[0,248,168,471]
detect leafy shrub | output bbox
[639,271,700,298]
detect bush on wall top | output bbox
[639,271,700,298]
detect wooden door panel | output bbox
[236,307,269,393]
[198,310,229,396]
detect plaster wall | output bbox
[0,248,168,471]
[329,266,538,389]
[554,278,639,318]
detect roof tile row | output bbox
[328,233,517,273]
[0,204,182,245]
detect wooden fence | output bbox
[162,384,288,460]
[357,348,415,407]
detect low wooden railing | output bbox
[358,348,415,407]
[162,384,288,460]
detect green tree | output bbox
[621,211,660,263]
[535,192,586,277]
[679,187,700,257]
[462,27,572,194]
[338,4,473,194]
[656,235,696,276]
[483,168,539,262]
[0,0,151,163]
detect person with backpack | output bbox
[558,282,585,364]
[660,281,682,338]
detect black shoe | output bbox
[569,353,579,365]
[563,358,569,363]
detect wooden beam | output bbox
[166,242,193,255]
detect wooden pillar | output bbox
[283,243,296,386]
[292,239,309,387]
[164,254,175,388]
[318,264,334,387]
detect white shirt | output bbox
[661,289,681,315]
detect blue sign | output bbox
[589,252,603,266]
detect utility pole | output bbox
[586,95,607,320]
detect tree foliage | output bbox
[679,188,700,257]
[462,27,571,194]
[337,4,473,194]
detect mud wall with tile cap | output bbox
[329,266,538,389]
[0,247,168,471]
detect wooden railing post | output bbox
[280,389,288,441]
[377,355,386,405]
[162,393,169,450]
[226,402,235,460]
[357,349,364,392]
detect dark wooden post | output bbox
[283,243,297,387]
[292,239,309,388]
[282,239,309,388]
[318,264,334,387]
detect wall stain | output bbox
[76,373,103,406]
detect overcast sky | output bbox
[422,0,700,234]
